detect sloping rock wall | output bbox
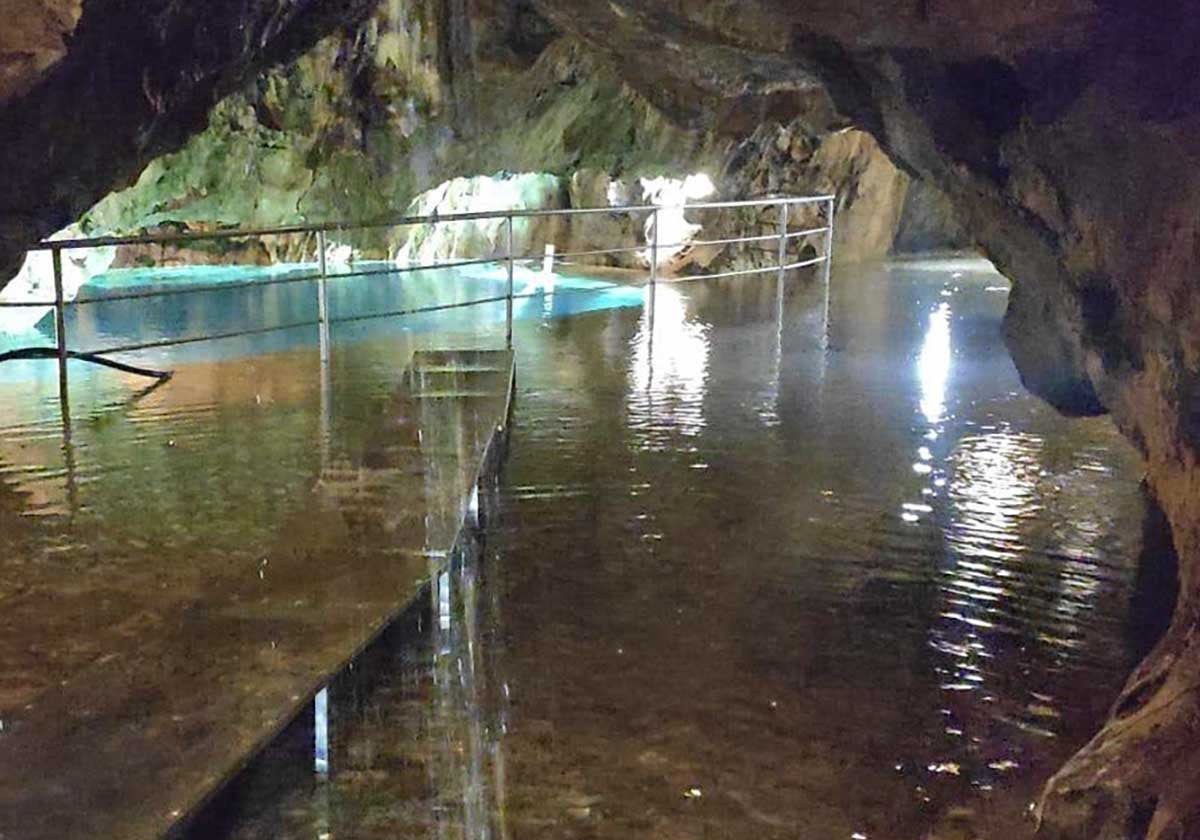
[0,0,384,280]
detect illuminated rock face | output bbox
[41,4,915,275]
[392,172,568,266]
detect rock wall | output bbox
[63,4,912,274]
[893,179,973,255]
[0,0,385,281]
[391,171,568,265]
[0,0,82,102]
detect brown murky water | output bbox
[0,259,1148,839]
[472,263,1146,840]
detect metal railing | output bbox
[0,193,836,424]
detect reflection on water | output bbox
[918,302,952,426]
[0,259,1148,840]
[481,262,1142,840]
[630,284,710,442]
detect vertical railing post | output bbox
[645,208,659,390]
[822,196,836,350]
[777,199,789,283]
[316,229,330,365]
[51,246,70,423]
[314,686,330,776]
[505,215,515,350]
[649,207,659,288]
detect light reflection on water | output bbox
[629,284,711,443]
[475,262,1145,840]
[0,259,1149,840]
[918,301,952,426]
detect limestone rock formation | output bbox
[0,0,82,102]
[0,0,381,280]
[893,179,973,255]
[391,171,568,264]
[62,4,911,276]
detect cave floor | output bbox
[0,259,1149,840]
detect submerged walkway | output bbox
[0,349,514,840]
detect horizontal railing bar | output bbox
[672,264,782,283]
[327,295,511,326]
[61,257,816,357]
[388,255,503,275]
[92,319,320,355]
[552,244,648,261]
[548,227,833,263]
[71,294,517,355]
[74,270,324,304]
[70,256,545,305]
[671,255,828,284]
[785,226,831,239]
[44,282,639,358]
[31,195,836,252]
[689,231,784,249]
[0,300,57,308]
[677,196,835,212]
[785,256,829,270]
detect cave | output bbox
[0,2,1195,839]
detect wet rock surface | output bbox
[0,0,381,279]
[0,0,82,101]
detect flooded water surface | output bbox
[0,259,1147,839]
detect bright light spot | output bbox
[684,173,716,200]
[917,303,952,424]
[630,284,709,439]
[0,224,117,335]
[393,172,561,267]
[640,174,716,270]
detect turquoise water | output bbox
[0,261,645,381]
